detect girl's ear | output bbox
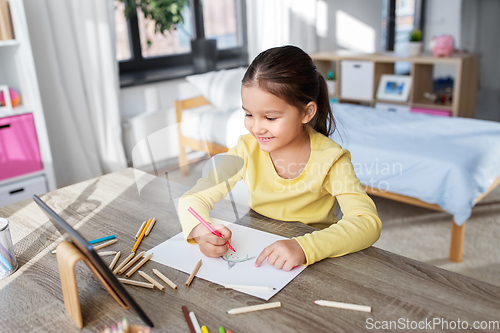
[302,101,317,124]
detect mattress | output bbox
[181,102,500,225]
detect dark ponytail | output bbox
[242,45,336,137]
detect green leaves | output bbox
[120,0,189,35]
[409,29,422,42]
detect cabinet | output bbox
[0,0,55,206]
[310,51,479,118]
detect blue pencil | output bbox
[89,235,116,244]
[0,252,12,271]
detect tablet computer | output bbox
[33,195,154,327]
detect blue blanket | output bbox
[330,103,500,225]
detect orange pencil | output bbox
[132,218,152,252]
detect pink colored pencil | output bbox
[188,207,236,252]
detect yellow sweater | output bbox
[178,126,382,265]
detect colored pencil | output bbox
[185,259,202,287]
[125,253,153,278]
[189,311,203,333]
[218,327,226,333]
[113,253,134,274]
[201,326,210,333]
[138,271,164,291]
[98,251,118,256]
[225,284,275,291]
[93,238,118,250]
[182,305,196,333]
[119,251,145,274]
[145,217,157,236]
[132,219,152,252]
[118,278,154,289]
[89,235,116,244]
[227,301,281,314]
[188,207,235,252]
[135,221,148,239]
[314,300,371,313]
[122,318,129,333]
[152,268,178,290]
[0,252,12,270]
[109,251,121,270]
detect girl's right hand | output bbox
[189,223,232,257]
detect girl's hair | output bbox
[242,45,336,137]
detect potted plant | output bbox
[325,70,336,98]
[408,29,422,57]
[120,0,218,74]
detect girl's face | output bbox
[241,85,314,154]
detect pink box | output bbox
[0,113,43,181]
[411,107,451,117]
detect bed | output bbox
[175,69,500,263]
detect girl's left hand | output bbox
[254,239,306,271]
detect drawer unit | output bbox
[0,175,47,207]
[0,113,43,181]
[411,107,451,117]
[375,102,411,113]
[340,60,374,100]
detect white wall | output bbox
[317,0,384,53]
[423,0,462,79]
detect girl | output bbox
[178,45,381,271]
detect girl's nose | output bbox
[252,119,266,135]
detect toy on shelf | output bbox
[429,35,455,57]
[0,86,20,107]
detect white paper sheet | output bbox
[147,218,306,300]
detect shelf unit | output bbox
[0,0,55,206]
[310,51,479,118]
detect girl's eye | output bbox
[244,113,252,117]
[266,117,276,121]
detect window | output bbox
[382,0,425,52]
[115,0,248,87]
[382,0,425,74]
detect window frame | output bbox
[118,0,248,87]
[385,0,425,51]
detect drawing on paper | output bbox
[222,253,256,269]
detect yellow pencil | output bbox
[201,325,210,333]
[132,219,152,252]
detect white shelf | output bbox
[0,170,45,188]
[0,105,33,118]
[0,39,20,47]
[0,0,56,207]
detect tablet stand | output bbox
[56,241,128,328]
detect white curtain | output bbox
[24,0,126,187]
[246,0,319,62]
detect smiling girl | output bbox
[178,45,382,271]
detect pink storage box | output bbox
[411,107,451,117]
[0,113,43,181]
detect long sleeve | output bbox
[178,141,246,242]
[293,150,382,265]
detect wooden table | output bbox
[1,168,499,332]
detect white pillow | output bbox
[186,67,247,112]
